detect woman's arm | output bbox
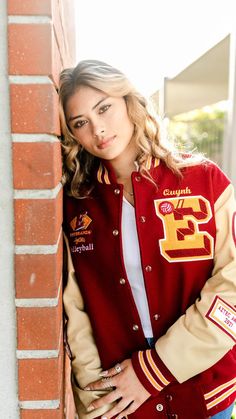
[63,233,115,418]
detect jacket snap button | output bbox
[119,278,126,285]
[135,176,141,182]
[153,314,160,321]
[140,216,146,223]
[132,324,139,331]
[145,265,152,272]
[166,394,173,401]
[156,403,164,412]
[114,188,120,195]
[112,229,119,236]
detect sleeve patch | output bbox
[233,212,236,247]
[206,296,236,342]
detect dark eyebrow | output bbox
[68,96,108,123]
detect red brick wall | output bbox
[8,0,76,417]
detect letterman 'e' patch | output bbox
[206,296,236,342]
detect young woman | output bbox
[59,60,236,419]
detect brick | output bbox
[17,289,62,350]
[10,84,60,135]
[9,24,52,76]
[14,189,62,245]
[8,23,63,85]
[13,142,62,189]
[20,406,63,419]
[18,351,63,400]
[8,0,52,15]
[15,235,62,299]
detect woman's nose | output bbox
[93,127,105,139]
[90,115,105,138]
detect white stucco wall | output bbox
[223,30,236,189]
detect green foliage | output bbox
[167,102,227,167]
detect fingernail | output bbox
[101,416,108,419]
[84,386,90,391]
[87,405,95,412]
[99,370,108,377]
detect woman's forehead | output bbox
[66,86,108,118]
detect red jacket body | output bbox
[64,159,236,418]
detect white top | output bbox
[121,197,153,338]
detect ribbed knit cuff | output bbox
[132,349,176,396]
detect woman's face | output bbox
[66,85,135,163]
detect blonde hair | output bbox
[59,59,202,198]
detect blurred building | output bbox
[152,32,236,187]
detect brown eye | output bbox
[99,104,111,114]
[74,120,87,129]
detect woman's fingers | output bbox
[84,363,124,391]
[84,375,117,391]
[100,362,123,378]
[115,401,139,419]
[100,398,133,419]
[84,359,150,418]
[87,389,122,412]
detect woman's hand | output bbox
[84,358,150,419]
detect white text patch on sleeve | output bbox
[206,296,236,342]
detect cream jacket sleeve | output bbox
[156,184,236,382]
[63,234,114,419]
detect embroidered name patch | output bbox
[233,212,236,247]
[206,296,236,342]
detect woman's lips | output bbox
[97,136,116,149]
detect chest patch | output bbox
[70,213,92,231]
[69,212,94,251]
[154,195,214,262]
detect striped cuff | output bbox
[132,349,176,395]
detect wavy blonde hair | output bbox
[59,59,202,198]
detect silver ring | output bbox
[115,363,122,374]
[101,377,113,388]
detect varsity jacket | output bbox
[63,158,236,419]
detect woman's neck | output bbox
[109,145,138,181]
[115,161,137,182]
[108,148,138,205]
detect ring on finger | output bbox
[114,363,122,374]
[101,377,113,388]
